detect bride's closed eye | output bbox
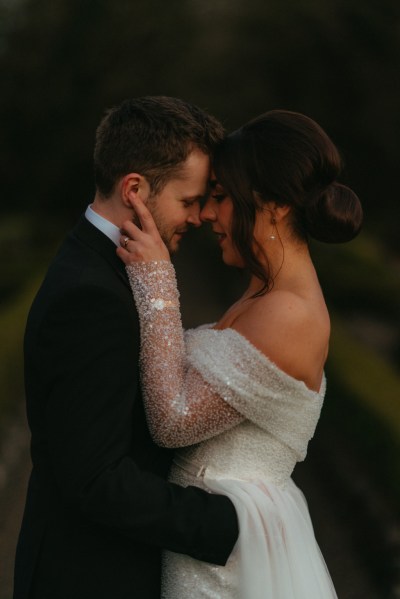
[210,183,227,202]
[209,178,227,202]
[211,193,227,202]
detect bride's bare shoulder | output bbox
[235,288,326,327]
[231,290,330,390]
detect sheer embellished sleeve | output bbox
[126,261,244,448]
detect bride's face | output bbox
[200,182,245,268]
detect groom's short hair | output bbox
[94,96,224,198]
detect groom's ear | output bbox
[120,173,151,208]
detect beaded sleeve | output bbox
[126,261,244,448]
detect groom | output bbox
[13,97,239,599]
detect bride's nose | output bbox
[200,198,217,222]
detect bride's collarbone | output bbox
[216,292,268,329]
[216,286,328,333]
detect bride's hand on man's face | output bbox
[116,197,170,264]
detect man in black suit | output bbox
[14,97,238,599]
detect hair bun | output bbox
[304,182,363,243]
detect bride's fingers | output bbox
[119,234,135,251]
[117,238,148,262]
[119,218,146,254]
[118,198,170,262]
[116,246,137,264]
[121,219,144,241]
[130,197,160,237]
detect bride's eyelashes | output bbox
[211,193,226,202]
[209,177,226,202]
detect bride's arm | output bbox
[126,260,243,448]
[118,202,244,449]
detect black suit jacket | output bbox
[13,216,238,599]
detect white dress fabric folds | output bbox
[204,478,337,599]
[126,261,338,598]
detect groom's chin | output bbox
[168,233,185,254]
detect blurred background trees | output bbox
[1,0,400,235]
[0,0,399,594]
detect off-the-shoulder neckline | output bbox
[187,323,326,398]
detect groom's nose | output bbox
[200,198,216,222]
[187,205,202,227]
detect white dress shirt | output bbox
[85,205,121,247]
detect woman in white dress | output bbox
[118,110,363,598]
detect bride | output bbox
[117,110,362,598]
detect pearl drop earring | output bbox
[269,216,277,240]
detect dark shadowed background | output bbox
[0,0,399,597]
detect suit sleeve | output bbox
[36,282,238,564]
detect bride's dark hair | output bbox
[213,110,363,294]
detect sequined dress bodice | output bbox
[170,326,325,489]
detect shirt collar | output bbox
[85,205,121,247]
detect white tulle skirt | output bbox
[161,476,338,598]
